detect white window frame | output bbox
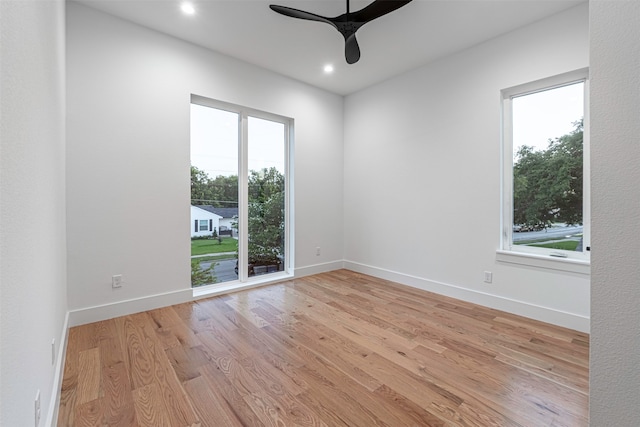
[190,95,295,295]
[198,219,209,232]
[498,69,590,274]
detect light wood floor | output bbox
[58,270,589,426]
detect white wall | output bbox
[66,2,344,319]
[344,4,590,331]
[0,1,68,426]
[590,1,640,424]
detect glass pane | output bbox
[511,82,584,251]
[190,104,239,286]
[247,116,286,277]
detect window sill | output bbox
[192,271,294,299]
[496,250,590,275]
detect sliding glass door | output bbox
[190,96,292,287]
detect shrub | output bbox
[191,259,217,287]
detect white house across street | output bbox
[190,205,222,238]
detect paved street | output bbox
[512,224,583,243]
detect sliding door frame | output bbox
[191,94,294,293]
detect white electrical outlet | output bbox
[484,271,493,283]
[35,390,41,426]
[112,274,123,288]
[51,339,56,365]
[316,246,321,256]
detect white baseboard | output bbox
[294,260,344,278]
[68,289,193,327]
[343,260,590,333]
[46,311,69,427]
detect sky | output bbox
[512,81,584,153]
[190,103,285,179]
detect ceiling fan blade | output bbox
[345,33,361,64]
[269,5,333,26]
[270,1,410,65]
[350,0,413,23]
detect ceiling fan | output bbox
[269,0,413,64]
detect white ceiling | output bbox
[75,0,585,95]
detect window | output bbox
[198,219,209,232]
[501,69,589,264]
[190,95,293,288]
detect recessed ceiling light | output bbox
[181,2,196,15]
[323,64,334,74]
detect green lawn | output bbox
[191,237,238,256]
[527,240,580,251]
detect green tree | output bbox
[190,165,214,204]
[190,166,238,207]
[247,167,285,265]
[209,174,238,208]
[191,259,217,287]
[513,120,583,227]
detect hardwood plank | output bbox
[57,327,82,426]
[222,293,271,328]
[165,345,202,383]
[373,384,449,427]
[102,362,138,427]
[98,318,136,425]
[118,316,155,390]
[74,399,103,427]
[198,362,265,427]
[132,384,172,427]
[495,352,588,394]
[410,344,560,426]
[59,269,589,427]
[183,375,244,427]
[76,348,101,405]
[134,314,201,427]
[297,348,441,427]
[147,306,184,330]
[59,321,113,425]
[268,315,384,392]
[358,351,472,424]
[237,357,329,427]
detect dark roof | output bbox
[194,205,238,218]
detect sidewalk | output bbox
[191,252,236,258]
